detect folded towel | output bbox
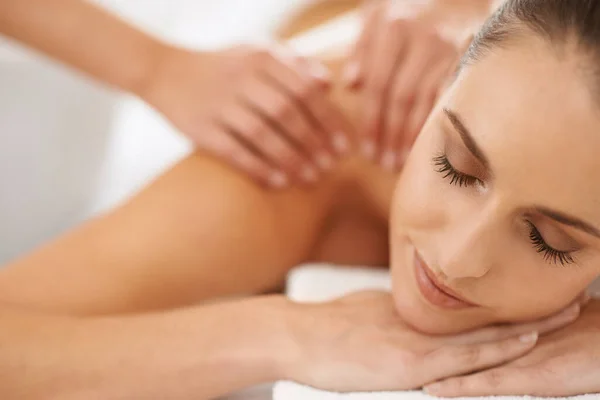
[273,264,600,400]
[273,380,597,400]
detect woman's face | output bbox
[391,38,600,335]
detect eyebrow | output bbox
[535,207,600,239]
[443,108,490,170]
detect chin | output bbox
[389,242,490,335]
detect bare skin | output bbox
[0,3,594,399]
[0,9,394,316]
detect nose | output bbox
[437,213,496,280]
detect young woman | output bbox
[0,0,599,399]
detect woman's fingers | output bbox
[424,366,535,398]
[420,332,539,384]
[448,302,581,346]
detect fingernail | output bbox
[581,292,592,305]
[564,303,580,318]
[311,62,331,83]
[362,140,376,160]
[332,134,349,154]
[381,150,396,171]
[424,383,442,395]
[268,171,288,188]
[555,303,580,320]
[301,166,318,183]
[315,152,333,170]
[519,332,538,343]
[571,302,581,313]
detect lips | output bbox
[414,250,477,309]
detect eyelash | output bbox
[527,222,575,266]
[432,153,576,266]
[433,154,482,187]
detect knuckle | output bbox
[484,369,505,388]
[457,345,481,365]
[495,338,515,355]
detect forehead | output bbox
[446,40,600,217]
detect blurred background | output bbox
[0,0,308,264]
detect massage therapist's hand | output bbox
[345,0,489,171]
[282,291,582,392]
[143,45,350,188]
[424,297,600,397]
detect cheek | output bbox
[392,130,445,232]
[493,259,598,320]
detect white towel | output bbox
[273,264,600,400]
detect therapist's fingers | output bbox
[238,77,321,185]
[265,54,350,160]
[380,40,434,170]
[343,0,382,87]
[202,121,286,188]
[361,19,408,162]
[397,57,455,168]
[219,98,307,185]
[446,302,581,346]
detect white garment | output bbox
[273,265,600,400]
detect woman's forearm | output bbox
[0,0,172,95]
[0,295,292,400]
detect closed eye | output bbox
[433,154,483,187]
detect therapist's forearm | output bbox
[0,0,172,95]
[0,295,292,400]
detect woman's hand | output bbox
[142,45,350,188]
[424,297,600,397]
[283,291,583,392]
[345,0,488,171]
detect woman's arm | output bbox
[0,289,570,399]
[0,295,291,400]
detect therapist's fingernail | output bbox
[362,140,376,160]
[268,171,288,188]
[519,332,538,343]
[332,134,349,154]
[311,62,331,84]
[301,166,318,183]
[381,150,396,171]
[315,152,333,170]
